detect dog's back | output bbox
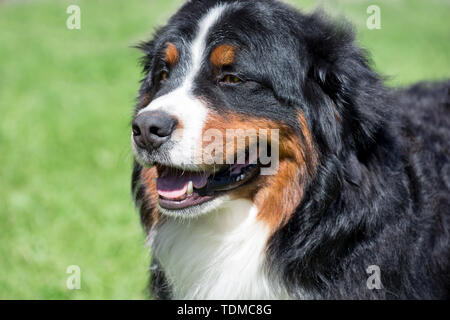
[396,81,450,201]
[395,81,450,298]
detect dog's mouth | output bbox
[156,162,260,210]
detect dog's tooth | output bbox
[187,181,193,195]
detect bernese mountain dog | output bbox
[131,0,450,299]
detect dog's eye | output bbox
[160,71,169,83]
[222,75,241,85]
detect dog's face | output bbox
[132,0,375,226]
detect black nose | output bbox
[132,111,178,150]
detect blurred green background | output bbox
[0,0,448,299]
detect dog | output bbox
[131,0,450,299]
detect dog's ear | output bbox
[304,12,388,158]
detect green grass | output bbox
[0,0,448,299]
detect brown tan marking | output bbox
[139,93,152,110]
[203,111,317,231]
[164,42,179,67]
[210,44,236,68]
[252,159,304,228]
[141,167,161,230]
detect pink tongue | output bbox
[157,169,209,200]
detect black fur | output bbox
[132,0,450,299]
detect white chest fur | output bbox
[150,199,290,299]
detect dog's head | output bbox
[132,0,386,228]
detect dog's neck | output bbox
[150,199,292,299]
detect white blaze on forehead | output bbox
[186,3,228,84]
[138,4,229,168]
